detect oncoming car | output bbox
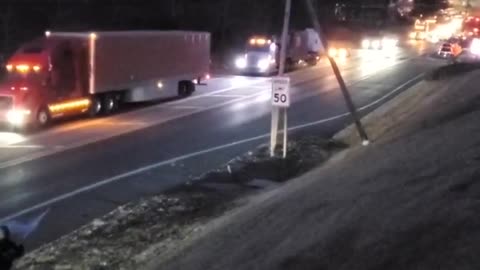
[328,47,351,58]
[361,37,398,50]
[437,42,462,58]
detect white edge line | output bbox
[0,72,424,224]
[0,145,45,149]
[168,105,206,110]
[209,94,246,98]
[359,73,424,110]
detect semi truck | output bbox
[0,31,211,129]
[234,28,322,75]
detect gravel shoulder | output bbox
[14,138,344,270]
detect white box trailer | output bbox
[49,31,211,101]
[87,31,210,102]
[288,28,323,61]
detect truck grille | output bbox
[246,54,259,65]
[0,96,13,111]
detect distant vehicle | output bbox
[0,31,211,129]
[437,42,462,58]
[234,28,322,75]
[409,18,436,40]
[361,35,398,50]
[462,16,480,37]
[327,40,352,58]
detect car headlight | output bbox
[235,57,247,69]
[338,48,348,58]
[6,109,31,126]
[371,40,381,49]
[257,58,270,71]
[362,39,370,49]
[328,48,337,57]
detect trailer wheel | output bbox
[89,96,102,117]
[307,57,318,66]
[103,94,118,114]
[187,81,195,94]
[178,81,194,97]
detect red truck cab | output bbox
[0,36,91,128]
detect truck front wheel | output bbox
[36,107,50,128]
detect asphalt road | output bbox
[0,41,442,248]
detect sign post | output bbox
[272,76,291,158]
[270,0,291,157]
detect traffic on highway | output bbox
[0,0,474,269]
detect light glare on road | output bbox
[0,132,27,145]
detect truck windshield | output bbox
[5,72,44,83]
[20,40,45,54]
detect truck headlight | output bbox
[6,109,31,126]
[257,58,270,71]
[371,40,381,49]
[362,39,370,49]
[235,57,247,69]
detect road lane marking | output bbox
[167,105,205,110]
[164,78,270,105]
[209,94,246,98]
[99,121,149,126]
[0,145,45,149]
[250,86,270,89]
[0,72,425,224]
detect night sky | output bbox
[0,0,445,55]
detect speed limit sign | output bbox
[272,76,290,107]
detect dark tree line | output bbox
[0,0,432,57]
[0,0,346,56]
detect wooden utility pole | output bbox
[304,0,369,145]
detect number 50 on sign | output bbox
[272,76,291,108]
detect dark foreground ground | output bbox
[146,65,480,270]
